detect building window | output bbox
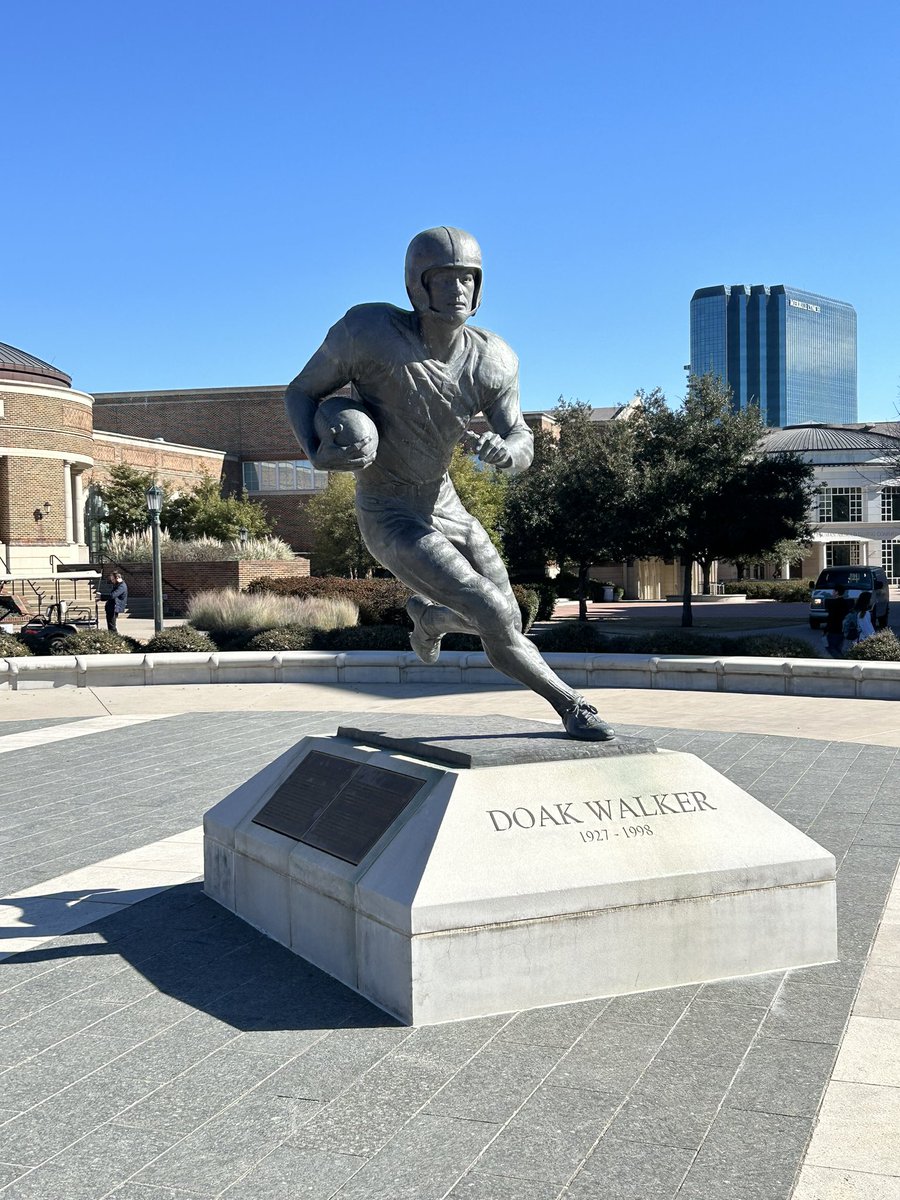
[242,461,328,493]
[825,541,860,567]
[881,487,900,522]
[817,487,862,523]
[883,540,900,585]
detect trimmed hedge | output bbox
[722,580,815,602]
[846,630,900,661]
[245,576,539,634]
[529,622,820,659]
[244,625,320,652]
[143,627,217,654]
[49,630,141,655]
[0,632,32,657]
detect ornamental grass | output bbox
[186,589,358,636]
[106,532,295,562]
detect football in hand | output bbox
[313,397,379,461]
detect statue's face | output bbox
[424,267,477,321]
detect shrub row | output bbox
[246,576,539,633]
[846,630,900,661]
[530,622,820,659]
[721,580,815,602]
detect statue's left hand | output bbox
[464,431,514,469]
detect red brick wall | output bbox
[113,557,311,616]
[92,386,300,461]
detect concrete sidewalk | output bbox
[1,680,898,1199]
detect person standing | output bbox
[823,584,851,657]
[854,591,875,642]
[104,571,128,632]
[870,579,889,630]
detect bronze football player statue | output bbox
[285,226,614,740]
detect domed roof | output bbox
[763,423,900,454]
[0,341,71,387]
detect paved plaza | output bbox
[1,680,899,1198]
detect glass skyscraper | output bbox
[690,285,857,427]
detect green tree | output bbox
[503,400,640,620]
[164,475,271,541]
[634,375,815,626]
[93,464,169,535]
[307,473,377,577]
[447,444,507,553]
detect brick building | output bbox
[0,343,227,577]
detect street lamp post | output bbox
[145,483,164,634]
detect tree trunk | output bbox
[701,561,712,595]
[736,561,745,582]
[681,560,693,627]
[578,563,589,622]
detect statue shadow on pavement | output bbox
[5,881,399,1031]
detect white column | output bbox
[63,461,74,544]
[72,471,85,546]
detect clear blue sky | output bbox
[3,1,898,420]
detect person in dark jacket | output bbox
[104,571,128,632]
[823,585,851,658]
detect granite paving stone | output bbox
[495,1000,607,1048]
[0,1163,27,1187]
[447,1171,563,1199]
[108,1013,245,1083]
[654,1000,764,1068]
[675,1107,813,1200]
[218,1146,366,1199]
[565,1136,696,1199]
[0,1066,162,1167]
[0,1124,176,1200]
[759,981,855,1045]
[0,1032,146,1110]
[256,1025,413,1103]
[605,1055,736,1149]
[725,1038,838,1117]
[474,1083,620,1184]
[328,1113,499,1200]
[105,1186,209,1199]
[424,1042,565,1123]
[131,1093,322,1196]
[601,985,699,1027]
[114,1048,288,1137]
[696,972,784,1007]
[549,1024,670,1093]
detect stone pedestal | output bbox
[203,715,837,1025]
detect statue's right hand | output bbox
[310,434,376,472]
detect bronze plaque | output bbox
[252,752,424,865]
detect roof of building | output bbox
[0,341,71,388]
[762,423,900,454]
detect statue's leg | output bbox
[359,497,613,736]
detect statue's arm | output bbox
[476,378,534,476]
[284,346,369,470]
